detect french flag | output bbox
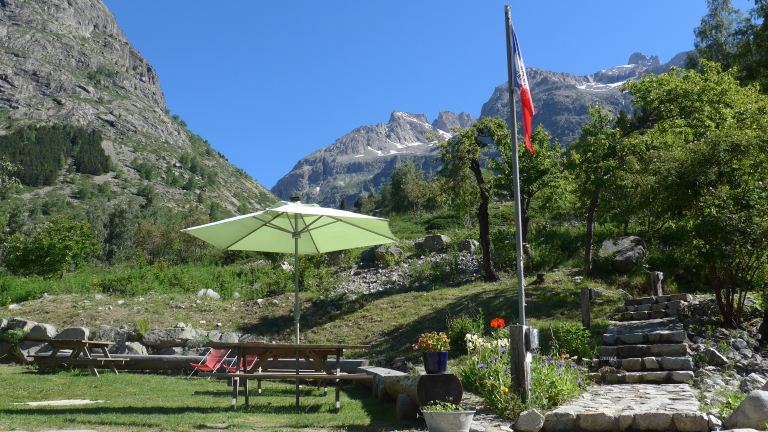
[511,28,535,154]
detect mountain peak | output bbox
[388,111,430,126]
[627,52,661,67]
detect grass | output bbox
[0,365,413,431]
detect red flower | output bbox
[490,318,505,329]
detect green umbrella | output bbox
[182,199,397,343]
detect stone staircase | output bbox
[592,294,695,384]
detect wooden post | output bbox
[509,325,530,403]
[650,271,663,297]
[581,287,591,330]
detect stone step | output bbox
[615,299,688,314]
[542,384,707,432]
[624,293,692,306]
[616,356,694,372]
[603,330,686,345]
[599,343,688,358]
[588,370,695,384]
[619,309,684,321]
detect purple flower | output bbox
[743,386,752,392]
[558,361,565,367]
[478,364,486,369]
[473,375,478,380]
[578,379,584,386]
[503,368,510,374]
[557,371,563,376]
[546,356,552,361]
[490,357,499,363]
[570,363,577,368]
[549,360,556,364]
[500,348,507,354]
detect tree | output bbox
[492,125,567,245]
[624,62,768,330]
[0,158,20,198]
[568,108,629,275]
[3,216,99,278]
[389,159,433,213]
[435,117,511,282]
[688,0,748,70]
[339,197,348,211]
[353,195,365,211]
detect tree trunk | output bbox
[584,189,600,276]
[521,196,531,245]
[469,160,498,282]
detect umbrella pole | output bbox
[294,234,300,344]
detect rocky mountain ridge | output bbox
[0,0,275,215]
[273,52,690,207]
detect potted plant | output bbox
[413,331,450,374]
[420,401,475,432]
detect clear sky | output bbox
[101,0,754,190]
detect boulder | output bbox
[515,408,545,432]
[458,239,479,254]
[633,412,672,430]
[598,236,646,273]
[7,318,37,332]
[579,412,617,431]
[0,318,8,330]
[740,373,767,392]
[325,251,344,267]
[119,341,147,355]
[15,341,52,363]
[360,247,378,263]
[55,327,90,341]
[0,341,13,361]
[703,348,729,366]
[206,331,240,344]
[373,245,403,262]
[142,327,199,348]
[27,323,58,341]
[272,261,293,271]
[673,412,709,432]
[197,289,220,300]
[92,325,130,353]
[423,234,451,252]
[724,390,768,430]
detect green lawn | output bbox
[0,366,414,431]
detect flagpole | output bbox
[504,5,526,326]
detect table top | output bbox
[48,340,114,346]
[206,342,370,350]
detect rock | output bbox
[598,236,646,273]
[206,331,239,344]
[515,408,545,432]
[360,247,378,263]
[572,276,584,284]
[342,294,357,301]
[8,304,21,310]
[633,412,672,430]
[423,234,451,252]
[92,325,130,353]
[621,358,642,371]
[708,414,722,430]
[27,323,58,341]
[7,318,37,332]
[671,371,695,382]
[704,348,730,366]
[616,289,632,299]
[158,347,186,356]
[0,341,12,361]
[119,341,147,355]
[142,327,199,348]
[232,292,241,300]
[763,380,768,391]
[740,373,767,392]
[0,318,7,331]
[373,245,403,262]
[273,262,293,271]
[673,412,709,432]
[39,293,53,300]
[661,356,694,370]
[579,412,617,431]
[543,409,577,431]
[15,341,52,363]
[732,338,749,350]
[723,390,768,430]
[55,327,90,340]
[197,289,220,300]
[94,294,105,300]
[458,239,479,254]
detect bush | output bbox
[446,308,485,354]
[551,322,597,359]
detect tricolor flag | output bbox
[511,27,535,154]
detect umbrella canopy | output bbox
[182,200,397,342]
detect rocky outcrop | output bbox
[598,236,647,273]
[271,110,476,207]
[0,0,274,214]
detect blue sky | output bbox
[101,0,754,190]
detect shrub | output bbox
[446,308,485,354]
[551,321,597,360]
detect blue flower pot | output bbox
[423,351,448,374]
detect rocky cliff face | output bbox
[480,52,690,145]
[0,0,274,213]
[272,52,689,208]
[271,110,476,207]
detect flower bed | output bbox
[457,333,587,419]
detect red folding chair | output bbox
[188,348,231,378]
[222,341,262,373]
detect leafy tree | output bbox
[492,125,567,245]
[353,195,365,211]
[389,159,434,213]
[102,205,140,263]
[0,158,21,198]
[3,216,99,278]
[435,117,511,282]
[624,62,768,329]
[687,0,747,70]
[339,197,348,210]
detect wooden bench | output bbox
[32,340,128,376]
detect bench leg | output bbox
[244,378,249,407]
[231,376,239,411]
[335,379,340,413]
[89,367,99,377]
[258,379,262,395]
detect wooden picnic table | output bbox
[206,342,371,412]
[32,340,128,376]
